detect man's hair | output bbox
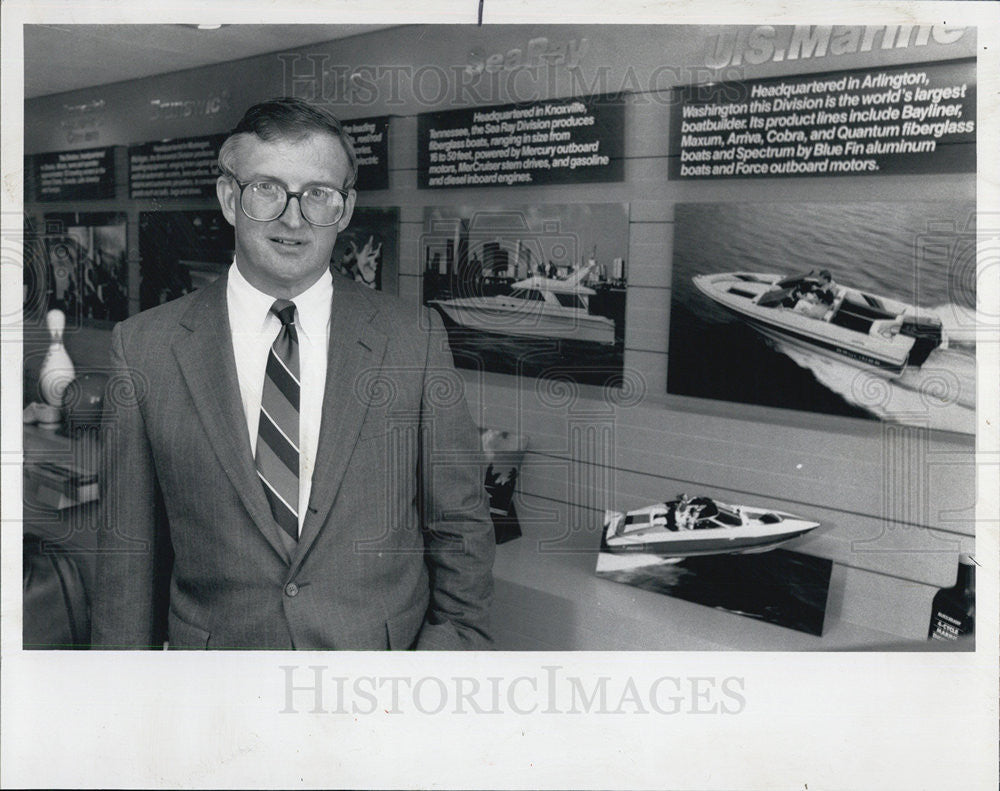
[218,97,358,188]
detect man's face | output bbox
[216,131,356,299]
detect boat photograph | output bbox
[692,269,946,378]
[429,261,616,345]
[422,203,629,385]
[667,201,976,433]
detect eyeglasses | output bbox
[222,170,350,227]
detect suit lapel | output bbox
[292,284,387,573]
[172,274,291,564]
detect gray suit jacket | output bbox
[91,274,494,650]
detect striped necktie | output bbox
[256,299,300,541]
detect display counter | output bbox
[490,491,958,651]
[22,425,101,591]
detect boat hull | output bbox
[602,524,818,557]
[728,306,908,376]
[430,297,616,345]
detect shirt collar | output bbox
[228,261,333,343]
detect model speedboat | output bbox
[692,270,946,376]
[603,494,820,557]
[429,263,616,345]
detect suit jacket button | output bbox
[284,582,299,597]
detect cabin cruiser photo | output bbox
[692,270,947,376]
[428,263,617,345]
[603,494,821,558]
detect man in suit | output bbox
[92,98,494,650]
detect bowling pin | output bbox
[39,308,75,407]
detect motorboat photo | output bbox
[692,270,947,377]
[428,262,617,345]
[603,494,820,558]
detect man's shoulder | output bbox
[114,287,210,340]
[336,276,431,336]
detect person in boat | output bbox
[778,269,836,315]
[674,495,716,530]
[779,268,832,293]
[762,269,833,309]
[811,270,835,304]
[794,289,831,319]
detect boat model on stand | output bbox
[603,494,821,558]
[692,269,947,377]
[429,262,617,345]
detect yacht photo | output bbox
[428,262,617,345]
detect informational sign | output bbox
[670,58,975,179]
[342,117,390,191]
[417,95,624,189]
[129,133,226,199]
[26,147,117,202]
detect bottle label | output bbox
[930,612,962,640]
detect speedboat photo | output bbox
[603,494,820,558]
[692,270,947,377]
[429,262,616,345]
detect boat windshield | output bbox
[759,269,835,310]
[714,507,742,527]
[672,496,721,529]
[777,271,816,289]
[757,286,795,308]
[511,288,544,302]
[777,269,833,290]
[688,497,717,517]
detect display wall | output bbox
[22,23,979,648]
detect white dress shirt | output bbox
[227,263,332,533]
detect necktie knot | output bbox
[271,299,296,327]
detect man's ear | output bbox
[216,176,237,226]
[336,189,357,232]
